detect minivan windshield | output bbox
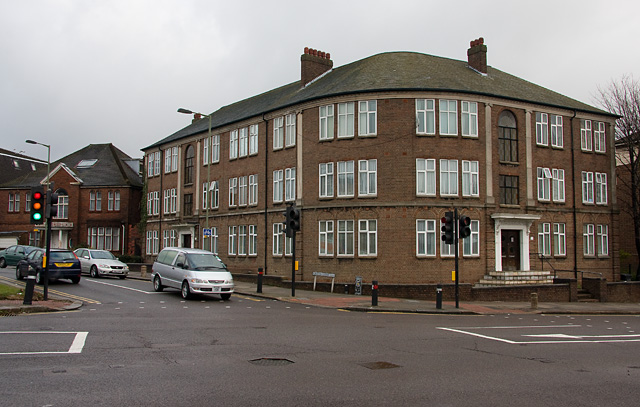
[186,253,226,271]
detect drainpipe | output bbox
[570,111,578,278]
[263,114,269,274]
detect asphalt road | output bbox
[1,270,640,406]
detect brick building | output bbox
[142,39,619,285]
[0,144,143,256]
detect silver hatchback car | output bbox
[151,247,234,300]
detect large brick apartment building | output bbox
[142,39,619,285]
[0,144,143,255]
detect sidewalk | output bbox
[3,270,640,316]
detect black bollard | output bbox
[436,284,443,309]
[372,280,378,307]
[257,267,263,293]
[22,264,35,305]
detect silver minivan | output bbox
[151,247,234,300]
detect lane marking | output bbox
[86,279,161,294]
[0,331,88,355]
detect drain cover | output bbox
[359,361,401,370]
[249,358,294,366]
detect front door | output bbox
[182,234,192,248]
[501,230,521,271]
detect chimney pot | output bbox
[326,53,330,59]
[304,47,309,54]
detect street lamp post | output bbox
[25,139,51,300]
[178,108,212,249]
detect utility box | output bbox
[355,276,362,295]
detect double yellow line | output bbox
[0,275,100,304]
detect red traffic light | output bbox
[33,191,42,200]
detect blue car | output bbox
[16,248,81,284]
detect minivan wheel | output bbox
[153,275,164,292]
[181,281,191,300]
[220,293,231,301]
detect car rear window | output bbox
[157,249,178,265]
[51,251,76,261]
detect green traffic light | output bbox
[33,213,42,221]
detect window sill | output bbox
[499,204,521,209]
[499,161,519,166]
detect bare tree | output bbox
[596,75,640,278]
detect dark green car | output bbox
[0,245,38,268]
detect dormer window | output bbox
[77,159,98,168]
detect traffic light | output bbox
[441,211,454,244]
[284,204,300,238]
[30,186,45,224]
[459,215,471,240]
[47,192,59,219]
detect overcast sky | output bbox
[1,0,638,162]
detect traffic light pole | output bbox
[454,208,459,309]
[43,212,51,301]
[291,234,296,297]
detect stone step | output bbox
[475,270,554,287]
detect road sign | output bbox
[203,228,212,237]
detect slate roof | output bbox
[145,51,615,150]
[0,148,46,185]
[0,144,143,189]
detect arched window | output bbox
[498,111,518,163]
[184,145,194,185]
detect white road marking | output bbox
[87,279,161,294]
[0,331,88,355]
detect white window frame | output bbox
[285,167,296,202]
[535,112,549,146]
[273,169,284,203]
[170,188,177,213]
[537,167,552,202]
[416,219,436,257]
[594,121,606,153]
[319,105,334,141]
[239,127,248,158]
[272,223,283,256]
[439,99,458,136]
[337,220,354,257]
[202,182,208,210]
[210,182,218,209]
[553,223,566,256]
[583,224,595,256]
[416,99,436,135]
[319,162,334,198]
[439,159,458,196]
[238,175,248,207]
[358,159,377,197]
[230,129,238,160]
[249,125,259,156]
[228,177,238,207]
[238,225,247,256]
[538,222,551,257]
[228,226,237,255]
[462,160,479,197]
[463,220,480,257]
[249,174,258,206]
[358,219,377,257]
[171,147,178,172]
[203,137,209,165]
[597,224,609,256]
[552,169,565,202]
[147,154,154,177]
[273,117,284,150]
[319,220,334,257]
[338,102,355,138]
[581,120,593,151]
[337,160,355,198]
[249,225,257,256]
[550,115,564,148]
[211,135,220,163]
[154,152,160,176]
[164,148,171,173]
[461,101,478,137]
[595,172,607,205]
[582,171,594,204]
[358,100,377,136]
[416,158,436,196]
[285,113,296,147]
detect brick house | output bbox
[0,144,143,256]
[142,39,619,285]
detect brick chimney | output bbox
[301,47,333,87]
[467,37,487,74]
[192,113,202,124]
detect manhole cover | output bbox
[249,358,294,366]
[359,361,401,370]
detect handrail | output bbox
[529,252,603,279]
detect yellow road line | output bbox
[0,275,100,304]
